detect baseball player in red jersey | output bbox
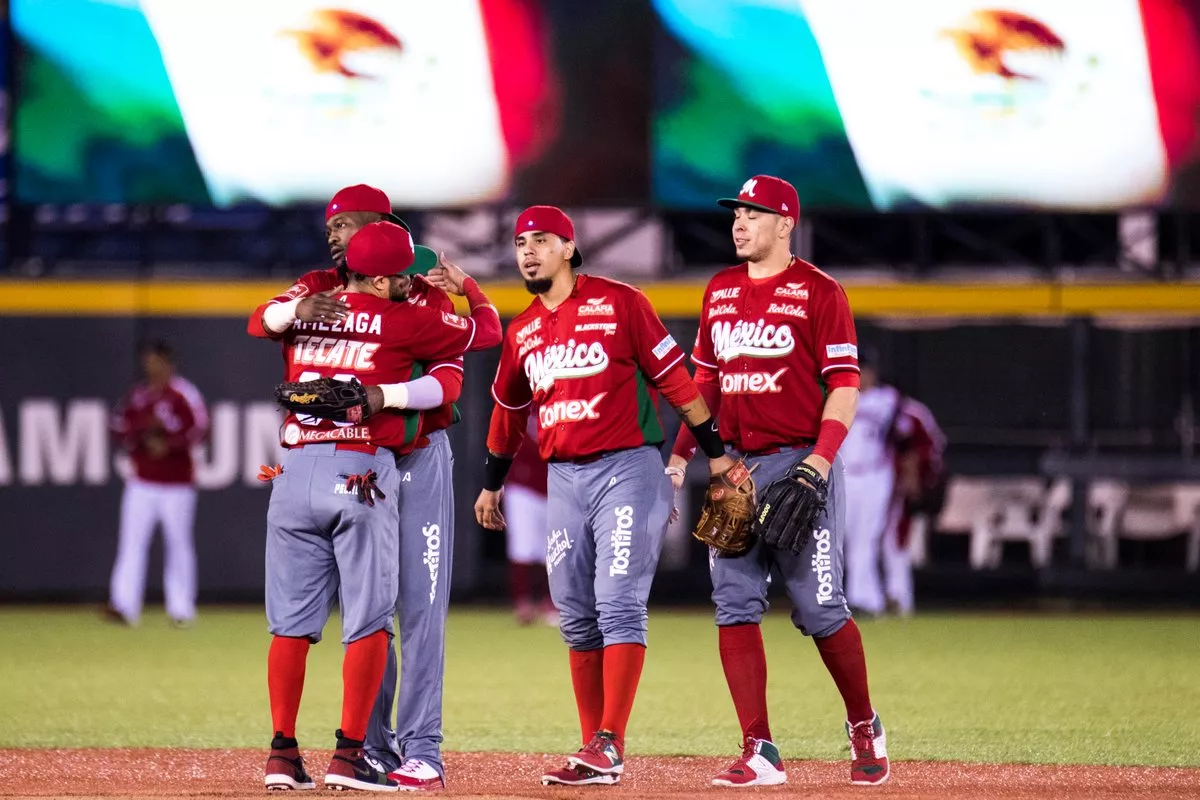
[669,175,889,787]
[107,341,208,627]
[473,206,740,787]
[259,221,501,792]
[249,185,486,790]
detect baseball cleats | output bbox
[567,730,624,775]
[324,730,399,792]
[847,712,889,785]
[711,737,787,787]
[363,754,399,777]
[264,736,316,791]
[541,764,620,786]
[387,758,444,791]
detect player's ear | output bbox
[779,215,795,239]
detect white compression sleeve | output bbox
[262,299,300,333]
[380,374,445,410]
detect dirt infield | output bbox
[1,749,1198,799]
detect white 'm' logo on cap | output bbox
[741,178,758,197]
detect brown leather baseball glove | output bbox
[691,459,757,556]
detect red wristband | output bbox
[812,419,849,464]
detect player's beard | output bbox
[388,277,412,302]
[524,277,553,295]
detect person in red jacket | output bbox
[107,341,209,627]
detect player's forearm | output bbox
[807,384,859,475]
[485,405,529,459]
[676,395,711,427]
[821,384,858,429]
[259,299,301,336]
[378,374,446,411]
[247,303,273,338]
[482,405,530,490]
[660,376,728,467]
[430,365,464,404]
[463,278,503,350]
[671,380,721,461]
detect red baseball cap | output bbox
[514,205,583,267]
[345,221,416,277]
[326,184,410,231]
[717,175,800,222]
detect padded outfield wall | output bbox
[0,279,1197,602]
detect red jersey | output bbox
[491,274,686,462]
[111,376,209,484]
[692,259,859,453]
[894,396,947,488]
[280,291,484,453]
[249,267,464,441]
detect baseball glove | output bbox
[275,376,370,424]
[691,459,757,556]
[751,460,828,555]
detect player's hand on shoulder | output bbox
[296,289,348,323]
[474,488,506,530]
[427,252,470,296]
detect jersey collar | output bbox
[535,273,587,312]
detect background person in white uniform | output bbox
[107,341,209,627]
[842,348,946,616]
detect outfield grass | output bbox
[0,607,1196,767]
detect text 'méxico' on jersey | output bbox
[491,275,686,462]
[693,259,859,453]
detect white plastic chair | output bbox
[938,477,1068,569]
[1119,484,1200,573]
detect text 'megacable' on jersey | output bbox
[491,274,686,462]
[693,259,859,453]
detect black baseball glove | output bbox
[751,460,829,555]
[275,376,370,424]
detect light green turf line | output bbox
[0,607,1196,766]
